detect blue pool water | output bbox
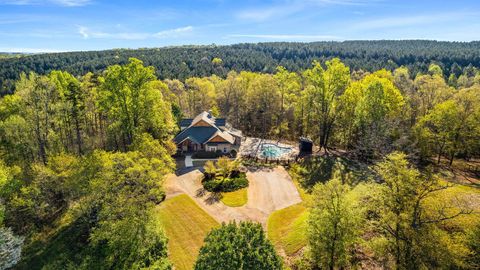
[260,143,292,158]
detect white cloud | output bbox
[50,0,91,6]
[236,5,303,21]
[0,0,33,4]
[351,12,479,30]
[236,0,378,21]
[154,26,193,38]
[77,25,194,40]
[0,0,91,6]
[228,34,341,40]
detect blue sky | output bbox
[1,0,479,52]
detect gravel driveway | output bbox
[164,166,302,226]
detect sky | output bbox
[0,0,479,52]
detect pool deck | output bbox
[239,137,299,159]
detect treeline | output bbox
[0,59,178,269]
[2,40,480,94]
[173,60,480,163]
[0,57,479,268]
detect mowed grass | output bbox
[221,188,248,207]
[155,194,219,270]
[267,203,309,256]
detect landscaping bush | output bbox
[202,157,248,192]
[192,151,223,159]
[202,173,248,192]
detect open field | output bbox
[221,188,248,207]
[156,194,219,270]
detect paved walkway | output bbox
[164,166,302,227]
[185,155,193,167]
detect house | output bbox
[174,111,242,154]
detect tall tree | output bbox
[338,70,404,159]
[87,149,173,269]
[50,70,85,155]
[302,58,350,151]
[99,58,177,150]
[273,66,301,139]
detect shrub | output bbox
[192,151,223,159]
[195,221,282,270]
[202,173,248,192]
[202,157,247,192]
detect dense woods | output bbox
[1,40,480,95]
[0,54,479,269]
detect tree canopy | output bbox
[194,221,282,270]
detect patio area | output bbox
[239,137,299,160]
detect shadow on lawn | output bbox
[297,155,378,191]
[195,187,222,205]
[205,192,222,205]
[16,218,99,270]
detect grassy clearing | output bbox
[267,203,309,256]
[156,194,219,270]
[429,180,480,228]
[221,188,248,207]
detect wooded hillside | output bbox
[1,40,480,95]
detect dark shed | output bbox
[299,137,313,153]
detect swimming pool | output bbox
[260,143,292,158]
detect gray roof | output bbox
[179,118,226,128]
[174,126,218,144]
[174,111,236,145]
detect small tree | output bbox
[203,160,217,180]
[308,176,361,270]
[203,156,239,181]
[194,221,282,270]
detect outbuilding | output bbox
[299,137,313,153]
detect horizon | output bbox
[1,0,480,53]
[2,39,480,54]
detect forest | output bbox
[0,55,479,269]
[1,40,480,95]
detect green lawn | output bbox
[267,203,309,256]
[428,180,480,228]
[266,168,311,256]
[155,194,219,270]
[221,188,248,207]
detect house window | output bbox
[208,146,217,152]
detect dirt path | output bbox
[164,166,302,226]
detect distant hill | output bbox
[0,52,27,59]
[1,40,480,94]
